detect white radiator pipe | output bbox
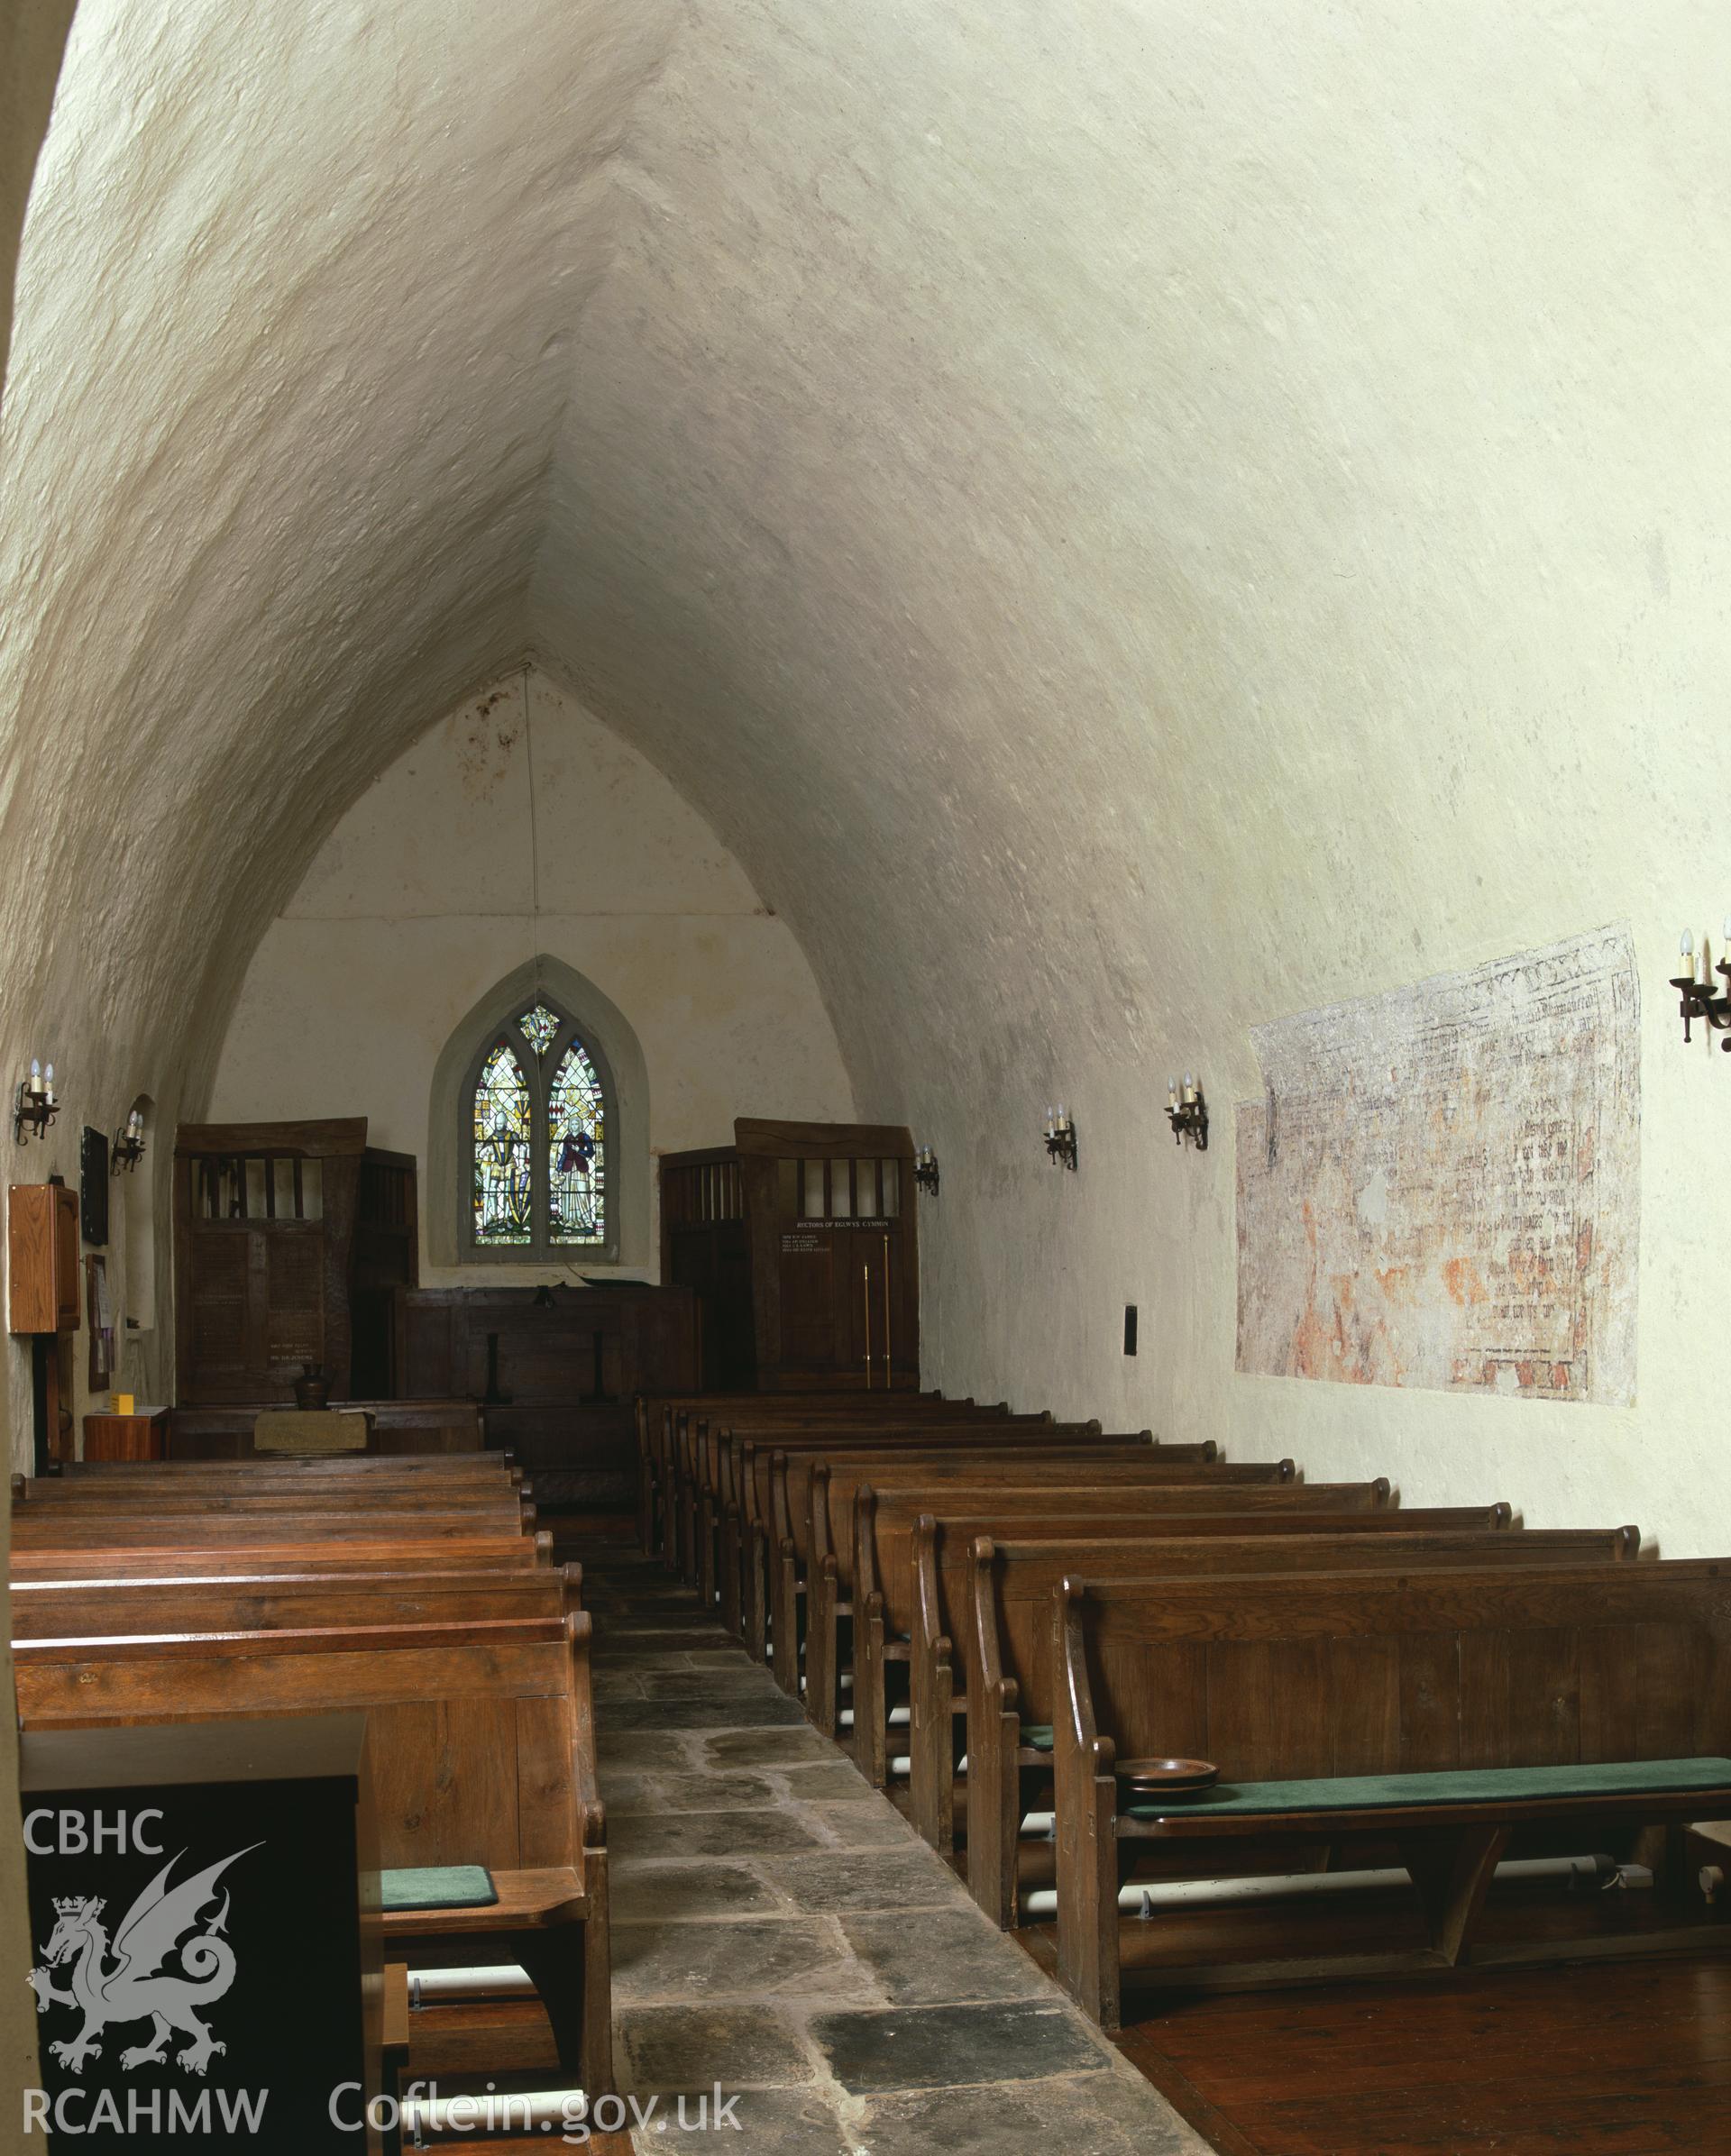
[1015,1853,1643,1920]
[402,2086,586,2140]
[837,1706,909,1730]
[408,1965,534,2005]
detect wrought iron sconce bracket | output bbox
[14,1077,56,1147]
[1044,1122,1078,1172]
[1165,1074,1209,1151]
[1167,1091,1209,1150]
[912,1146,940,1195]
[1671,969,1731,1051]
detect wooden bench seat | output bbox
[12,1487,533,1537]
[10,1531,554,1579]
[169,1399,488,1462]
[11,1503,537,1549]
[842,1492,1591,1800]
[720,1427,1159,1649]
[60,1450,515,1479]
[645,1393,1005,1564]
[724,1425,1151,1645]
[1049,1562,1731,2027]
[8,1562,582,1638]
[958,1526,1642,1923]
[685,1413,1105,1600]
[637,1391,994,1555]
[771,1457,1374,1704]
[13,1613,611,2090]
[798,1452,1307,1733]
[765,1442,1175,1694]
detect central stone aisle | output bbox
[579,1540,1213,2155]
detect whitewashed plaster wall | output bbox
[5,22,1731,2127]
[0,8,77,2130]
[1,4,1728,1554]
[209,668,855,1278]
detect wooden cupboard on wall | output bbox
[7,1183,81,1337]
[660,1118,919,1392]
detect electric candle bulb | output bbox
[1183,1073,1196,1103]
[42,1063,54,1102]
[1167,1076,1177,1107]
[30,1059,40,1089]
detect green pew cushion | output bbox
[380,1865,499,1911]
[1020,1724,1054,1752]
[1124,1757,1731,1820]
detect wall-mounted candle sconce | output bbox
[1043,1104,1077,1172]
[1670,926,1731,1048]
[111,1107,146,1174]
[14,1059,58,1146]
[912,1145,939,1195]
[1166,1073,1209,1150]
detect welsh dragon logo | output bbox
[27,1844,261,2078]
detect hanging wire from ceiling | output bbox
[522,660,543,1001]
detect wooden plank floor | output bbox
[1115,1955,1731,2154]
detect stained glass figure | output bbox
[548,1039,606,1244]
[518,1003,561,1057]
[472,1039,533,1243]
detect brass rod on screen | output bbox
[883,1234,892,1383]
[863,1260,873,1390]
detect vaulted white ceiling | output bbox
[4,0,1729,1200]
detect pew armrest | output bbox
[380,1866,588,1937]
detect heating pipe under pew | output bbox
[1015,1851,1648,1919]
[399,2086,588,2142]
[408,1965,536,2003]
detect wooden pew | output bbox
[716,1421,1160,1638]
[1049,1563,1731,2028]
[13,1613,612,2090]
[798,1451,1303,1732]
[11,1531,555,1580]
[960,1527,1643,1923]
[730,1430,1203,1662]
[846,1490,1517,1807]
[9,1562,582,1639]
[677,1411,1024,1587]
[721,1422,1116,1641]
[12,1481,532,1529]
[10,1504,538,1550]
[169,1398,487,1461]
[642,1392,985,1563]
[752,1436,1160,1689]
[61,1450,514,1480]
[772,1453,1344,1706]
[681,1409,1088,1595]
[636,1390,983,1556]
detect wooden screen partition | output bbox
[397,1283,699,1505]
[661,1147,755,1389]
[174,1119,419,1405]
[660,1119,920,1393]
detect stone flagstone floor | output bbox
[580,1540,1214,2156]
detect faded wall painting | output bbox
[1235,927,1639,1405]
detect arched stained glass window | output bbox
[549,1041,606,1245]
[463,1000,610,1256]
[472,1041,533,1244]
